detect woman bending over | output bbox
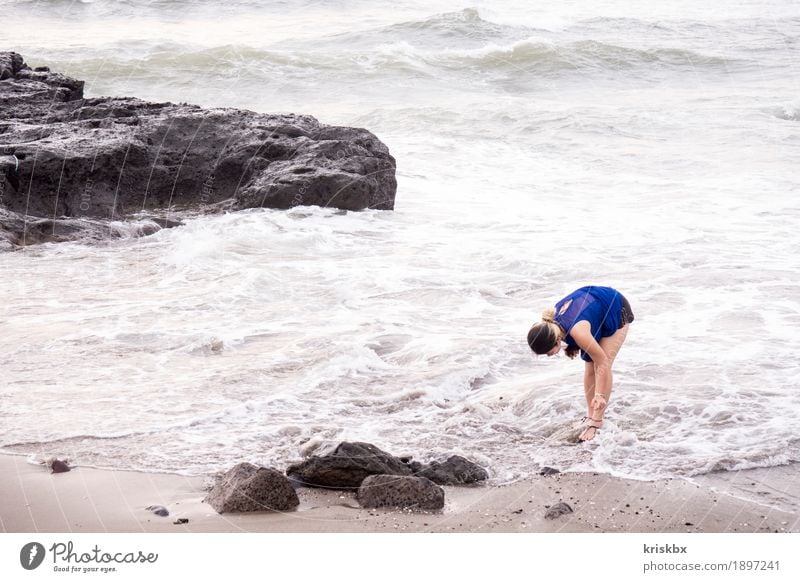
[527,286,634,442]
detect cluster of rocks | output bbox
[43,447,580,523]
[0,51,397,250]
[204,441,489,514]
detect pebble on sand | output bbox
[146,505,169,517]
[50,459,71,474]
[544,502,574,520]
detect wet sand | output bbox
[1,454,797,533]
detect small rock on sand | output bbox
[50,459,71,473]
[146,505,169,517]
[544,502,573,519]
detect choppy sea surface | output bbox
[1,0,799,484]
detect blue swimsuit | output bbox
[553,286,626,363]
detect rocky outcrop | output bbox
[0,207,182,248]
[357,474,445,511]
[0,51,396,250]
[204,462,300,514]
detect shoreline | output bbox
[1,453,797,533]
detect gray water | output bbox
[1,0,799,483]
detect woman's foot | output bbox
[572,416,589,429]
[578,418,603,442]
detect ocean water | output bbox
[1,0,799,483]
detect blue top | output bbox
[553,286,624,363]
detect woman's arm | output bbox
[568,321,611,409]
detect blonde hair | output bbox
[541,307,563,340]
[526,307,563,354]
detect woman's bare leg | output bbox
[579,323,629,441]
[583,362,595,418]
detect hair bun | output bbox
[541,307,556,323]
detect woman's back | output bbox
[554,286,624,356]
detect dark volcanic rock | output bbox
[544,502,573,519]
[145,505,169,517]
[0,52,25,81]
[0,207,183,247]
[414,455,488,485]
[204,462,299,514]
[357,474,445,511]
[50,459,71,474]
[286,442,414,489]
[0,51,396,249]
[287,442,489,490]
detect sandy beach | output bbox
[1,454,797,534]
